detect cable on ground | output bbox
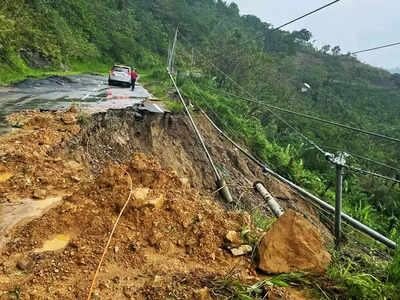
[86,169,134,300]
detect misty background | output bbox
[228,0,400,71]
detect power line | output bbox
[178,32,400,185]
[344,163,400,184]
[199,107,397,249]
[352,42,400,55]
[191,80,400,173]
[175,29,399,249]
[274,0,341,32]
[322,145,400,173]
[184,62,400,184]
[179,33,328,156]
[200,85,400,144]
[235,0,341,48]
[180,30,400,145]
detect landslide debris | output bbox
[0,152,255,299]
[258,210,331,275]
[0,109,258,299]
[0,108,332,299]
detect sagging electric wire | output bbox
[322,145,400,174]
[191,82,400,179]
[343,164,400,184]
[179,33,400,145]
[175,26,398,248]
[199,107,397,248]
[352,41,400,55]
[234,0,341,48]
[200,83,400,144]
[186,66,400,184]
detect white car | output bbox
[108,65,132,87]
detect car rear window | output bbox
[112,66,130,73]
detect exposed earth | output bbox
[0,77,332,299]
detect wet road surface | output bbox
[0,74,152,134]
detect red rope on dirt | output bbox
[86,169,133,300]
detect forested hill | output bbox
[2,1,400,238]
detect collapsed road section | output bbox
[0,99,333,298]
[0,75,153,135]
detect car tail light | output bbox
[110,70,115,74]
[128,72,132,75]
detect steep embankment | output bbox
[0,107,331,299]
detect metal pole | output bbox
[335,164,344,248]
[201,109,397,249]
[167,70,233,203]
[254,182,284,218]
[168,26,179,72]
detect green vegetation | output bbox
[2,0,400,298]
[322,248,400,299]
[164,101,185,114]
[8,286,21,300]
[77,110,91,127]
[213,273,310,299]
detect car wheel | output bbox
[108,80,113,86]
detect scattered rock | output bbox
[132,188,165,209]
[92,290,100,298]
[112,276,120,284]
[193,287,212,300]
[258,210,331,274]
[230,245,252,256]
[17,257,33,271]
[71,176,80,182]
[67,106,78,114]
[32,189,47,199]
[133,187,150,201]
[179,177,190,189]
[61,114,77,125]
[123,286,134,298]
[64,160,83,171]
[6,194,20,203]
[225,230,242,246]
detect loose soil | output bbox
[0,107,331,299]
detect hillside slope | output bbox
[1,1,400,297]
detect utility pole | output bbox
[168,26,179,73]
[335,162,344,248]
[327,152,347,249]
[167,41,172,69]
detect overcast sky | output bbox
[228,0,400,70]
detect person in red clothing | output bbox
[131,69,138,91]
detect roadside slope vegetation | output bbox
[1,1,400,297]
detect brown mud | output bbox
[0,107,330,299]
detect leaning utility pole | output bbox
[168,26,179,73]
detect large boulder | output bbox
[258,210,331,274]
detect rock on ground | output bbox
[258,210,331,274]
[231,245,253,256]
[193,287,213,300]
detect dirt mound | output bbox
[0,150,255,299]
[0,110,84,204]
[258,210,331,274]
[0,108,331,299]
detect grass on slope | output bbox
[0,54,110,86]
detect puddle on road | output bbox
[0,172,13,183]
[0,195,65,249]
[34,234,71,253]
[0,75,152,136]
